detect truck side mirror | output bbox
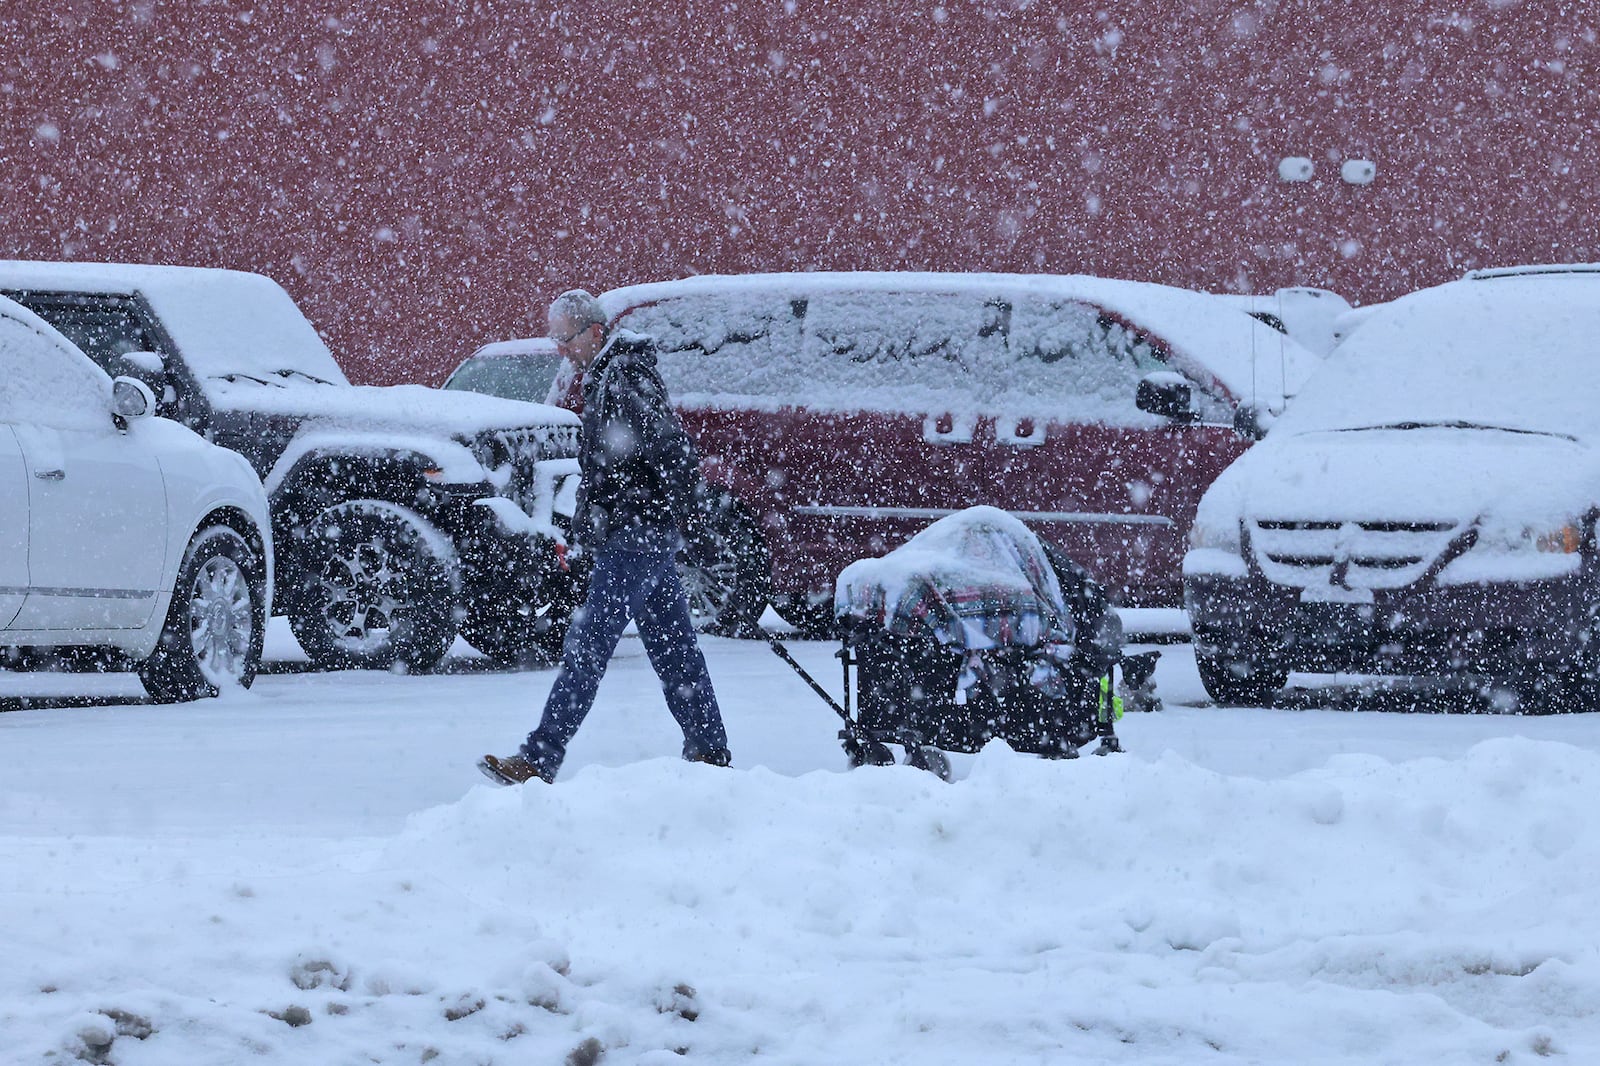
[1135,372,1198,423]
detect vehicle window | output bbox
[618,287,1233,424]
[6,298,163,377]
[3,293,199,423]
[1007,297,1233,424]
[0,313,111,430]
[617,292,806,405]
[445,354,563,404]
[796,291,1009,414]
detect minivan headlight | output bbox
[1188,516,1242,554]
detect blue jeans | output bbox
[523,526,727,773]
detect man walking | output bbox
[480,290,731,785]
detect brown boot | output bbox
[684,748,732,768]
[478,752,555,786]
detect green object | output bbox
[1099,674,1125,723]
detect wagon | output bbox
[769,506,1156,779]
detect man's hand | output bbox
[682,516,723,569]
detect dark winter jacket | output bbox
[572,330,705,551]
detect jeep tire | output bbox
[290,500,458,672]
[458,546,579,668]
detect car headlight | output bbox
[1478,518,1583,554]
[1188,516,1242,554]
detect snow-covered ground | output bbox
[4,621,1600,1064]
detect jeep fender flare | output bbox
[263,431,485,501]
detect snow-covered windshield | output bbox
[444,347,564,405]
[1272,275,1600,442]
[0,262,350,389]
[141,270,350,387]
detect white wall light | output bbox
[1340,159,1376,185]
[1278,156,1315,182]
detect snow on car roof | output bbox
[601,271,1323,409]
[0,261,350,386]
[1274,270,1600,441]
[468,337,560,360]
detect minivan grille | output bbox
[1253,519,1455,533]
[1250,518,1461,589]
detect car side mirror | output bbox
[1135,372,1198,424]
[112,349,168,391]
[1231,403,1272,441]
[111,376,157,423]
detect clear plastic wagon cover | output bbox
[835,505,1075,653]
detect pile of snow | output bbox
[6,739,1600,1063]
[5,631,1600,1064]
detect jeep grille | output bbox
[483,425,579,518]
[489,425,580,465]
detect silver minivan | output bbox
[1184,265,1600,709]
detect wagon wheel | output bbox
[842,733,896,769]
[904,744,953,782]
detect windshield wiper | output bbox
[212,372,273,386]
[1332,420,1578,441]
[274,368,335,385]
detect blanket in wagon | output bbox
[833,506,1075,654]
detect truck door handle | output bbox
[34,469,64,481]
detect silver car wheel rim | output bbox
[188,556,254,684]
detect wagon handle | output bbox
[763,633,851,723]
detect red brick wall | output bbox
[4,1,1596,384]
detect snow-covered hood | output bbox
[208,378,578,436]
[1211,426,1598,533]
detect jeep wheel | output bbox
[459,554,579,668]
[677,494,770,637]
[1196,646,1288,707]
[290,501,458,672]
[140,526,266,703]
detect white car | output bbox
[0,295,273,701]
[1184,265,1600,709]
